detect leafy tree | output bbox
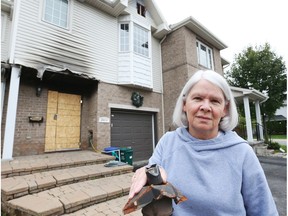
[225,43,287,121]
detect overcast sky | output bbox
[156,0,288,71]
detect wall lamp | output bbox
[36,85,42,97]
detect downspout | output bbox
[159,35,167,135]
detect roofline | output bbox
[230,86,269,103]
[169,16,228,50]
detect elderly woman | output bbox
[128,70,278,216]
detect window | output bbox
[120,24,129,52]
[137,3,146,17]
[43,0,69,28]
[133,24,149,57]
[119,22,149,57]
[196,40,214,69]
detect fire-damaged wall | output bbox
[1,67,98,157]
[1,67,164,158]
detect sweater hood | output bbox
[175,127,247,152]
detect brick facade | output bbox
[1,70,164,157]
[162,26,224,131]
[94,82,164,151]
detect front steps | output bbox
[1,150,141,216]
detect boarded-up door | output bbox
[45,91,81,152]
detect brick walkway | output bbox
[1,150,142,216]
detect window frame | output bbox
[119,23,130,52]
[196,40,214,70]
[42,0,70,29]
[119,22,150,58]
[133,23,149,57]
[137,3,146,17]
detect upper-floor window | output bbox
[137,3,146,17]
[134,24,149,57]
[120,24,129,52]
[43,0,69,28]
[119,22,149,57]
[196,40,214,69]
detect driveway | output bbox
[259,156,287,216]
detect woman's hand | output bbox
[128,166,168,199]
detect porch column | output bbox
[2,66,21,160]
[243,96,253,142]
[255,100,264,140]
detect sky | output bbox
[156,0,288,71]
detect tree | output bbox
[225,43,287,134]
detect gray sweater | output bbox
[149,127,279,216]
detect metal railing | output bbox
[235,122,271,144]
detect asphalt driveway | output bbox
[259,156,287,216]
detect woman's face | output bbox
[183,79,228,139]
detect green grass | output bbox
[270,134,287,139]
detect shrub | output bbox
[267,141,281,150]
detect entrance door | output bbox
[45,91,81,152]
[111,110,155,162]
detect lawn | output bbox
[271,134,287,139]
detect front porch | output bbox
[231,86,268,143]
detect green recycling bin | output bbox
[120,147,133,165]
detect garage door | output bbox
[111,109,155,162]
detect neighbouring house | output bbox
[267,100,287,135]
[1,0,267,162]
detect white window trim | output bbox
[196,40,214,70]
[118,21,151,58]
[119,22,130,53]
[41,0,71,30]
[133,23,150,57]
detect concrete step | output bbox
[63,195,142,216]
[1,151,115,178]
[1,163,133,202]
[1,150,139,216]
[4,173,134,216]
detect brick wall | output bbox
[95,82,164,151]
[161,26,224,131]
[12,76,48,156]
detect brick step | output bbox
[63,195,142,216]
[1,163,133,202]
[1,151,115,178]
[4,173,134,216]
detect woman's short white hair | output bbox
[173,70,239,131]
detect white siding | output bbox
[118,52,132,83]
[117,0,163,92]
[11,0,163,91]
[118,52,152,89]
[151,37,162,93]
[126,0,158,29]
[12,0,118,82]
[133,54,152,88]
[1,11,11,62]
